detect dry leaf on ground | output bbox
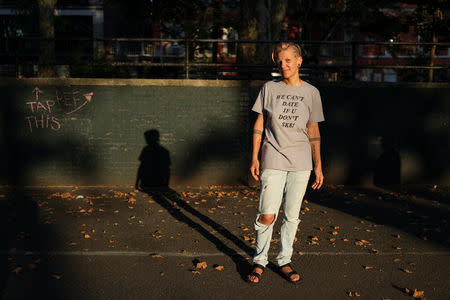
[412,289,425,298]
[214,265,224,271]
[401,268,414,274]
[196,261,207,269]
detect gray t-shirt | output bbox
[252,80,325,171]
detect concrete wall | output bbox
[0,79,448,187]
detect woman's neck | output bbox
[283,76,303,86]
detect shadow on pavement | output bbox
[144,188,257,281]
[135,128,266,281]
[307,185,450,248]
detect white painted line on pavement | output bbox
[1,250,449,257]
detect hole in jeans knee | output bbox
[258,214,275,225]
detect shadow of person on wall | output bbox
[135,129,171,190]
[136,129,256,281]
[373,136,401,189]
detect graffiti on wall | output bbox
[25,87,94,133]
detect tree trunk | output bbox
[270,0,287,41]
[38,0,57,77]
[238,0,259,66]
[238,0,259,61]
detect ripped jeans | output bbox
[253,169,310,267]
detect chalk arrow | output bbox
[66,92,94,115]
[33,87,44,100]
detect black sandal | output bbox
[279,263,301,283]
[247,263,265,284]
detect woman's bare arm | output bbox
[250,114,264,181]
[307,122,323,189]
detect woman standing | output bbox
[247,42,325,283]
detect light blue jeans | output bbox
[253,168,310,267]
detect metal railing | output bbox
[1,37,449,82]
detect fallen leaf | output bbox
[243,235,252,241]
[196,261,207,269]
[412,289,425,298]
[51,274,62,280]
[332,231,339,235]
[160,272,165,276]
[401,268,413,274]
[214,265,224,271]
[84,234,91,239]
[363,266,374,270]
[12,267,23,274]
[347,291,360,297]
[151,254,164,258]
[191,270,201,274]
[393,258,401,263]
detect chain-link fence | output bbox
[1,37,449,82]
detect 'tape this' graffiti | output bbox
[25,87,94,133]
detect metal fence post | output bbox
[185,38,189,79]
[351,41,356,80]
[14,37,18,78]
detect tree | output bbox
[37,0,57,77]
[330,0,449,82]
[238,0,288,66]
[406,0,450,81]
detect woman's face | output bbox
[276,48,302,80]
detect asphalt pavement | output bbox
[0,184,449,299]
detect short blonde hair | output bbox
[271,42,302,64]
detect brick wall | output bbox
[0,79,448,186]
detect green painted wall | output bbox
[0,79,448,186]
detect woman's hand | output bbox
[311,167,324,189]
[250,159,260,181]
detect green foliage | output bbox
[151,0,239,38]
